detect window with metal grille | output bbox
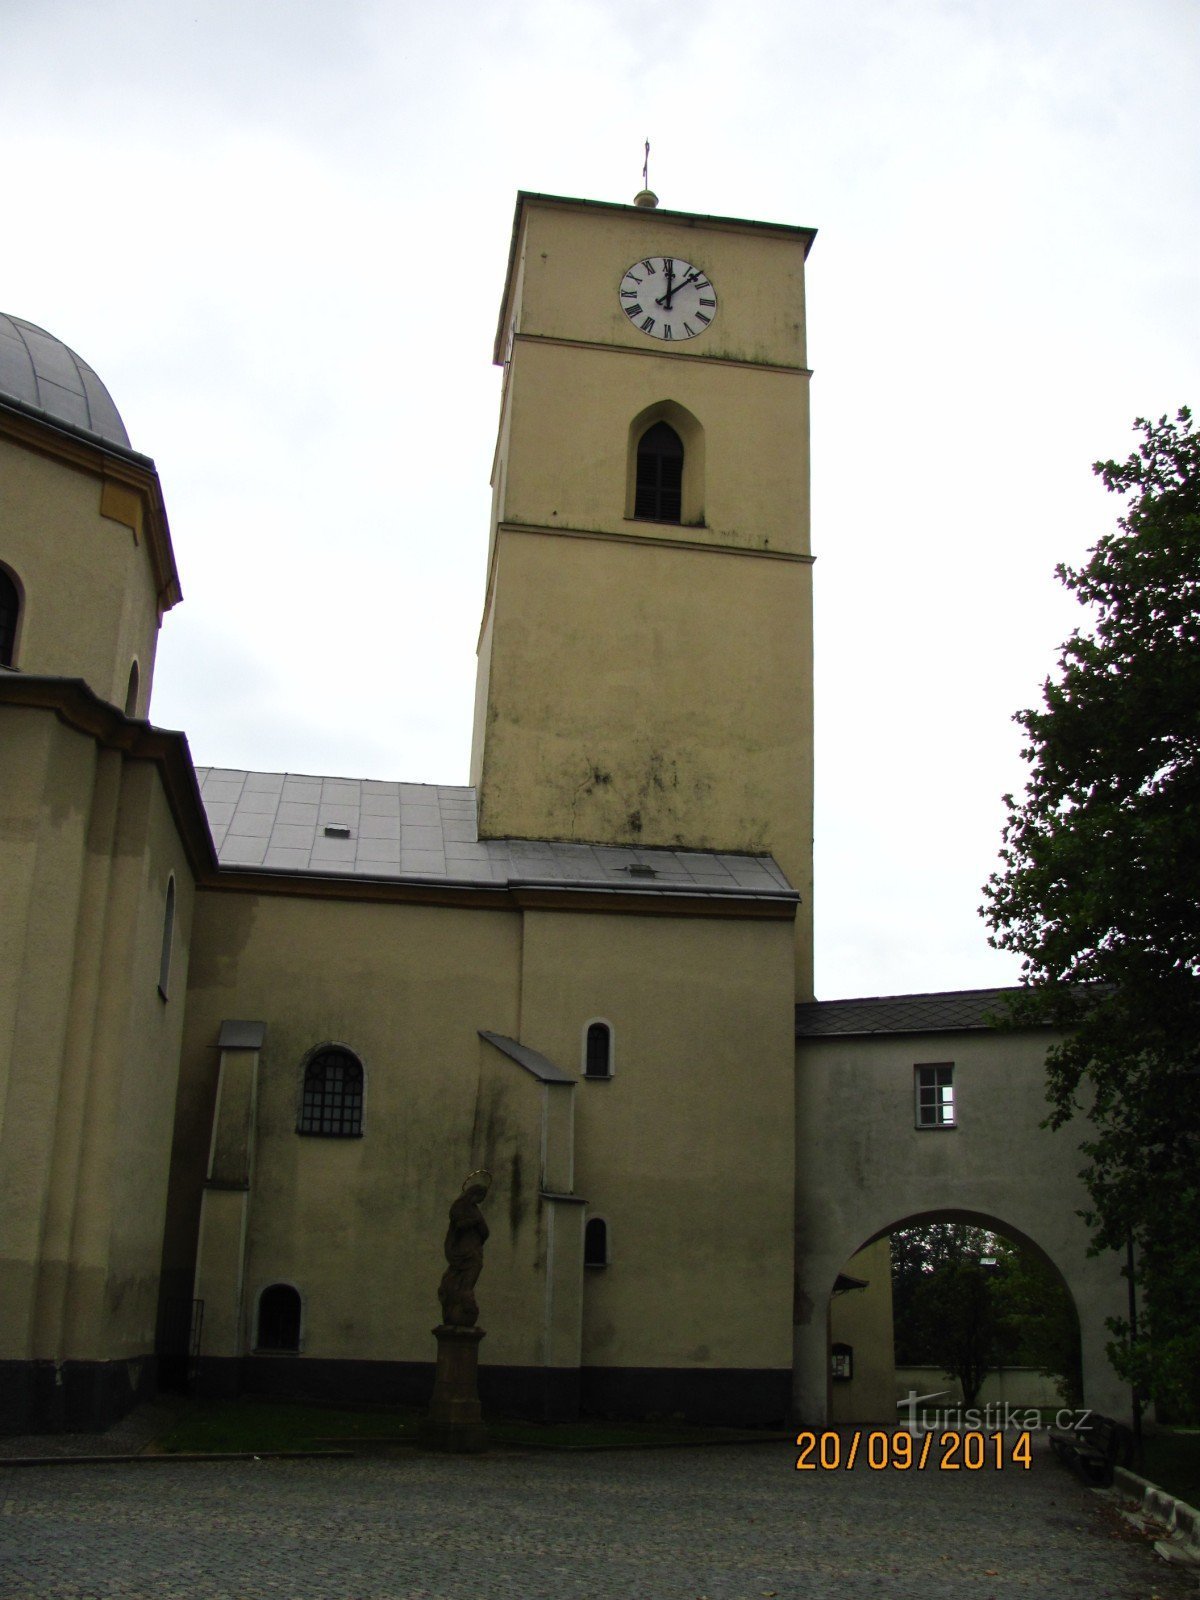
[634,421,683,522]
[584,1217,609,1267]
[915,1063,955,1128]
[584,1022,612,1079]
[257,1283,301,1351]
[0,566,19,667]
[298,1046,364,1136]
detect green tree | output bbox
[981,409,1200,1421]
[991,1241,1083,1407]
[890,1223,993,1364]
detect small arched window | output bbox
[634,422,683,522]
[584,1021,612,1079]
[124,659,140,717]
[584,1217,609,1268]
[298,1045,364,1137]
[157,876,175,999]
[257,1284,301,1351]
[0,566,20,668]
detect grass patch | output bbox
[150,1399,786,1455]
[1139,1431,1200,1508]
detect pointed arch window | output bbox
[298,1045,364,1137]
[124,659,140,717]
[0,566,20,668]
[634,422,683,523]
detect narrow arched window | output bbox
[584,1022,612,1079]
[124,659,140,717]
[634,422,683,522]
[157,876,175,999]
[257,1284,301,1351]
[0,566,20,668]
[298,1045,364,1137]
[584,1217,609,1268]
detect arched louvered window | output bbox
[257,1283,301,1351]
[298,1045,364,1137]
[0,566,20,668]
[634,421,683,523]
[584,1217,609,1268]
[584,1021,612,1079]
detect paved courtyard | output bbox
[0,1434,1191,1599]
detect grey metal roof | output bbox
[795,987,1039,1039]
[479,1032,575,1084]
[194,767,797,900]
[0,315,131,448]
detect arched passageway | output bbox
[822,1211,1083,1428]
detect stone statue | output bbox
[437,1169,492,1327]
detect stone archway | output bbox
[821,1209,1084,1427]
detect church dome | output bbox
[0,313,131,449]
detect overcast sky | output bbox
[3,0,1197,999]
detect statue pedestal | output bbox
[418,1325,487,1452]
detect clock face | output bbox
[618,256,717,342]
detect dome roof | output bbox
[0,313,131,449]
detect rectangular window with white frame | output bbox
[915,1063,955,1128]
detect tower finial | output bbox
[633,140,658,209]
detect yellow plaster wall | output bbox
[828,1237,896,1424]
[518,909,796,1373]
[168,888,796,1382]
[0,705,194,1365]
[474,196,815,995]
[475,531,814,988]
[172,890,558,1369]
[502,339,810,552]
[508,198,810,371]
[0,436,162,711]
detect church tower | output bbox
[471,192,817,993]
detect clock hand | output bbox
[655,269,698,310]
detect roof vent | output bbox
[627,863,657,879]
[323,824,352,838]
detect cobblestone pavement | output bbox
[1,1432,1193,1599]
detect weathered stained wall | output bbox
[828,1238,896,1424]
[0,435,166,713]
[0,704,194,1428]
[794,1025,1127,1424]
[166,885,796,1418]
[472,196,815,996]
